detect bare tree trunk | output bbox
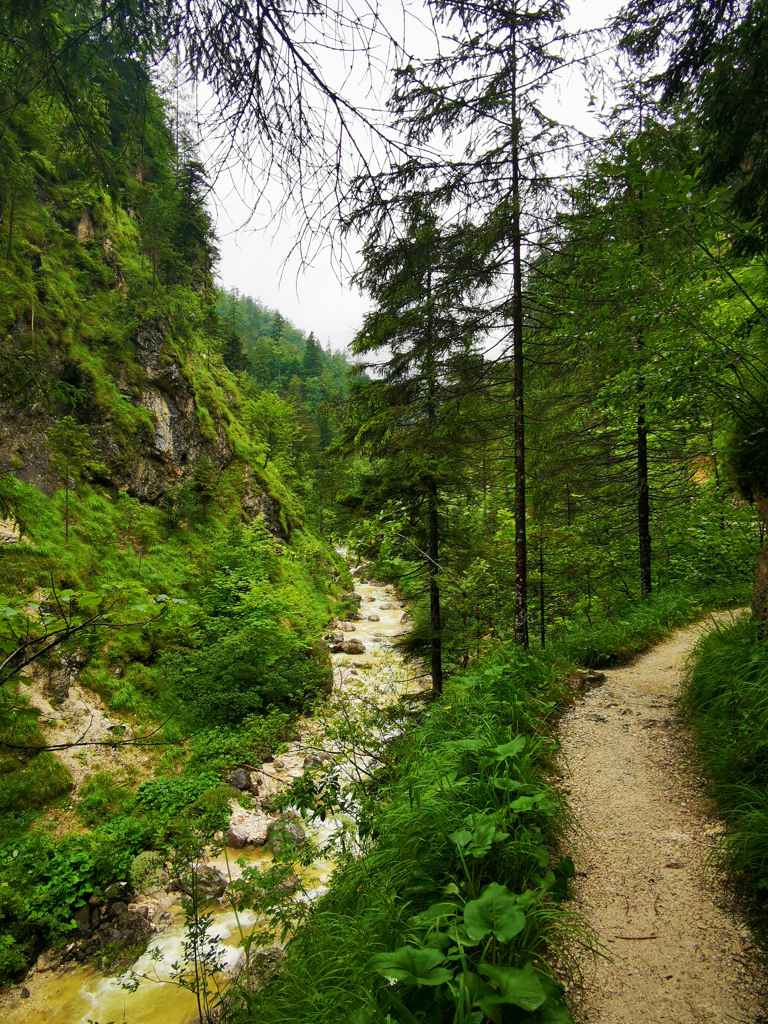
[510,19,529,648]
[427,476,443,694]
[634,102,652,600]
[538,533,546,648]
[753,495,768,635]
[425,266,443,693]
[637,396,652,598]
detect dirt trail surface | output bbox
[560,611,765,1024]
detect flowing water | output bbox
[2,573,422,1024]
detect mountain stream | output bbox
[2,571,422,1024]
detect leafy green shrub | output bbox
[0,933,27,982]
[0,752,72,814]
[684,616,768,905]
[160,524,332,726]
[231,644,575,1024]
[187,711,292,776]
[129,849,166,892]
[134,772,222,818]
[77,772,133,826]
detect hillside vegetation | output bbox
[2,0,768,1021]
[0,3,353,983]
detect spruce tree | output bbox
[350,206,488,692]
[379,0,572,646]
[302,332,323,379]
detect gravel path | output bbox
[560,611,765,1024]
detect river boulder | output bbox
[341,639,366,654]
[171,865,228,901]
[230,946,286,996]
[266,813,306,853]
[226,804,273,847]
[226,767,252,791]
[302,751,331,769]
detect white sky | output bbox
[210,0,622,351]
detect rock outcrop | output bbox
[64,895,155,963]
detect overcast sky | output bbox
[210,0,622,352]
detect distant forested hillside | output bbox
[216,289,352,529]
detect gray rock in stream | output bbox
[302,751,332,769]
[212,945,286,1012]
[226,767,252,791]
[341,639,366,655]
[171,865,228,901]
[266,814,306,853]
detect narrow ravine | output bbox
[560,612,764,1024]
[3,568,420,1024]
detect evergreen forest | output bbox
[1,1,768,1022]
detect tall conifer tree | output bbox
[380,0,571,646]
[350,207,488,691]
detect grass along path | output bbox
[560,611,764,1024]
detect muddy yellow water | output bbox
[2,574,418,1024]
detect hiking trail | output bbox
[560,611,765,1024]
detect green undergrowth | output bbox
[683,616,768,919]
[373,538,746,674]
[554,583,748,668]
[228,643,576,1024]
[0,469,349,983]
[228,586,747,1024]
[0,473,343,730]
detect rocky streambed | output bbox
[2,569,423,1024]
